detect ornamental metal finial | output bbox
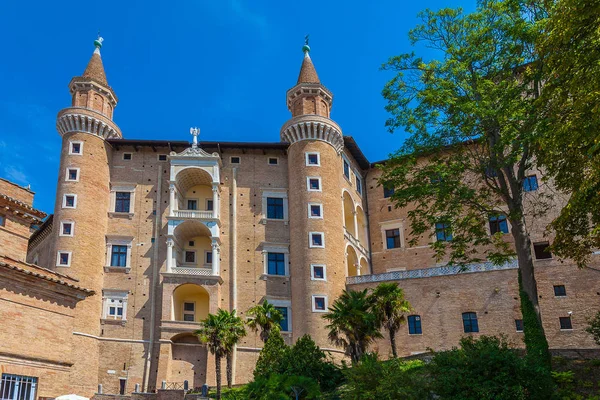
[302,34,310,54]
[190,127,200,148]
[94,31,104,50]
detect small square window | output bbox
[70,142,82,155]
[534,242,552,260]
[185,251,196,263]
[57,251,71,267]
[383,186,395,198]
[188,241,195,247]
[385,229,401,249]
[435,222,452,241]
[313,296,327,312]
[268,157,278,165]
[408,315,422,335]
[310,232,324,248]
[187,199,198,210]
[63,194,77,208]
[489,214,509,235]
[230,157,240,164]
[308,203,322,218]
[560,316,573,330]
[523,175,539,192]
[158,154,167,161]
[66,168,79,181]
[61,222,73,236]
[515,319,524,332]
[306,153,320,166]
[308,177,321,191]
[311,264,326,280]
[123,153,132,160]
[554,285,567,297]
[183,314,195,322]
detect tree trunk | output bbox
[215,354,222,400]
[389,327,398,358]
[511,216,552,369]
[226,351,233,389]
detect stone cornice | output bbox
[69,78,118,106]
[286,83,333,111]
[280,115,344,153]
[56,107,122,139]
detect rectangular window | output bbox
[307,177,321,191]
[206,199,214,211]
[267,252,286,276]
[489,214,509,234]
[57,251,71,267]
[158,154,167,161]
[111,245,128,267]
[268,157,278,165]
[60,221,73,236]
[312,296,327,312]
[187,199,198,210]
[554,285,567,297]
[69,141,82,155]
[1,374,38,400]
[356,176,362,195]
[306,152,320,166]
[435,222,452,241]
[63,194,77,208]
[515,319,524,332]
[0,215,5,227]
[534,242,552,260]
[107,299,125,319]
[275,306,289,331]
[267,197,284,219]
[385,228,401,249]
[343,159,350,179]
[66,168,79,181]
[183,302,195,322]
[560,316,573,330]
[311,264,326,280]
[523,175,539,192]
[205,251,213,264]
[115,192,131,213]
[123,153,132,160]
[308,203,323,218]
[383,186,395,198]
[462,312,479,333]
[309,232,324,248]
[407,315,422,335]
[230,156,240,164]
[185,251,196,263]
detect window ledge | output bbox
[108,212,134,219]
[260,274,290,281]
[560,329,574,332]
[104,266,131,273]
[101,318,127,326]
[408,333,423,336]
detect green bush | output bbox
[246,374,321,400]
[428,335,555,400]
[341,353,431,400]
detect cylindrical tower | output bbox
[52,37,121,396]
[282,43,346,347]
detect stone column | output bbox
[169,183,176,216]
[353,210,359,239]
[166,238,174,272]
[211,239,220,275]
[212,184,219,219]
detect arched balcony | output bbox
[167,220,220,276]
[343,191,356,237]
[359,257,370,275]
[346,245,360,277]
[172,284,210,322]
[356,206,368,248]
[170,167,219,220]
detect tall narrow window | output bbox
[407,315,422,335]
[559,316,572,330]
[115,192,131,213]
[523,175,539,192]
[385,229,401,249]
[462,312,479,333]
[267,197,284,219]
[0,215,5,227]
[206,199,214,211]
[183,302,195,321]
[356,176,362,195]
[267,252,286,276]
[111,245,128,267]
[489,214,509,234]
[205,251,213,265]
[275,306,289,331]
[343,159,350,179]
[435,222,452,241]
[515,319,524,332]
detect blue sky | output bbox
[0,0,474,215]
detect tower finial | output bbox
[94,32,104,52]
[302,34,310,54]
[190,127,200,148]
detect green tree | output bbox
[585,311,600,346]
[220,309,247,389]
[247,300,284,343]
[195,311,229,400]
[246,374,321,400]
[253,329,287,380]
[380,0,552,369]
[535,0,600,266]
[323,289,382,363]
[369,283,411,358]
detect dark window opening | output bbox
[385,228,401,249]
[515,319,524,332]
[111,245,128,267]
[462,312,479,333]
[383,186,395,198]
[534,242,552,259]
[560,316,572,330]
[267,197,284,219]
[489,214,509,234]
[523,175,539,192]
[554,285,567,297]
[408,315,422,334]
[267,252,285,275]
[275,307,289,331]
[436,222,452,241]
[115,192,131,213]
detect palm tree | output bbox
[220,309,247,389]
[323,289,382,363]
[247,300,283,343]
[195,311,229,400]
[369,282,411,358]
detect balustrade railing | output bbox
[172,210,214,219]
[346,259,518,285]
[171,266,213,276]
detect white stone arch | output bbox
[355,204,368,248]
[345,243,361,277]
[358,255,370,275]
[342,189,356,237]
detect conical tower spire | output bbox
[297,37,320,84]
[82,36,108,86]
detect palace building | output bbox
[1,37,598,398]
